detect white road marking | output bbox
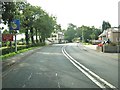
[55,73,60,88]
[62,46,117,89]
[28,73,32,80]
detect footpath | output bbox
[2,47,44,71]
[84,45,119,60]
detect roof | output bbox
[108,28,120,32]
[99,30,107,37]
[99,27,120,37]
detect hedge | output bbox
[1,43,45,55]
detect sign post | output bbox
[10,19,20,52]
[15,32,17,52]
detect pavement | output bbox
[84,44,119,60]
[84,45,97,50]
[2,47,44,71]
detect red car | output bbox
[98,43,103,47]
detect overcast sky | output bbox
[27,0,119,29]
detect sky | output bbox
[27,0,119,29]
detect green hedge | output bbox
[1,43,45,55]
[2,45,27,55]
[1,47,34,60]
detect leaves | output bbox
[102,21,111,32]
[64,24,101,42]
[2,2,57,45]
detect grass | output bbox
[0,46,39,61]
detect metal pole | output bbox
[82,28,84,43]
[15,32,17,52]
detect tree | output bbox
[102,21,111,32]
[2,2,16,25]
[75,25,101,42]
[33,8,57,44]
[64,23,76,42]
[90,33,95,40]
[2,2,17,48]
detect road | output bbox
[2,43,118,89]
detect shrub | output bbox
[2,45,27,55]
[2,42,45,55]
[108,42,117,46]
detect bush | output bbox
[2,43,46,55]
[1,48,34,60]
[2,45,27,55]
[17,42,26,45]
[107,42,117,46]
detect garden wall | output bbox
[103,45,120,53]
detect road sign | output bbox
[10,19,20,30]
[2,34,13,41]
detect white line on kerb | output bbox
[55,73,60,88]
[62,46,117,89]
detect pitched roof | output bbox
[99,27,120,37]
[99,30,107,37]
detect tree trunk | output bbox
[38,31,42,43]
[35,29,38,44]
[41,34,45,43]
[30,27,35,45]
[8,24,12,52]
[25,28,29,46]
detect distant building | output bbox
[48,31,64,44]
[99,27,120,43]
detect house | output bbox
[48,31,64,44]
[97,27,120,53]
[99,27,120,43]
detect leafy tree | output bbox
[102,21,111,32]
[2,29,9,34]
[33,8,57,43]
[2,2,17,48]
[2,2,16,25]
[64,23,76,42]
[65,24,101,43]
[90,33,95,40]
[54,24,62,33]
